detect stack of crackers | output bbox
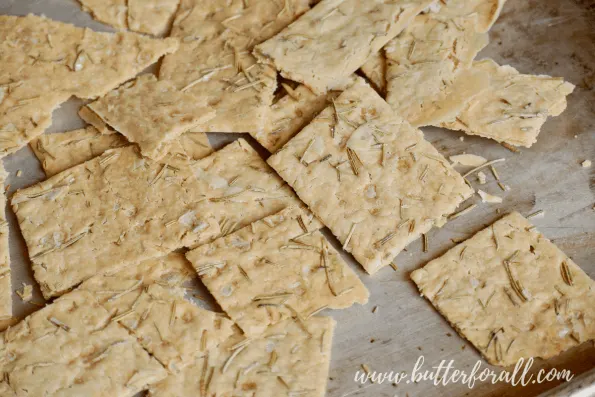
[0,0,591,396]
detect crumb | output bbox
[16,170,22,177]
[16,283,33,302]
[459,136,464,141]
[581,160,591,168]
[477,171,487,185]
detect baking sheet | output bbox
[0,0,594,396]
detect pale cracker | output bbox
[253,0,433,94]
[385,13,489,127]
[187,206,368,336]
[254,76,357,153]
[160,0,309,133]
[0,290,167,396]
[440,59,575,147]
[31,127,129,177]
[87,74,215,160]
[12,138,303,299]
[411,212,595,366]
[0,165,10,320]
[360,51,387,94]
[78,253,234,371]
[429,0,508,33]
[149,317,335,397]
[267,80,474,274]
[0,14,178,158]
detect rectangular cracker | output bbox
[149,316,335,397]
[253,0,433,94]
[360,51,387,94]
[0,290,168,396]
[0,14,178,158]
[439,59,575,147]
[77,253,234,370]
[0,165,10,320]
[186,206,368,336]
[385,12,489,126]
[12,138,303,299]
[87,74,215,160]
[159,0,309,133]
[267,80,474,274]
[254,76,357,153]
[31,127,129,177]
[411,212,595,366]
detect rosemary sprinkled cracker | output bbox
[268,81,473,274]
[254,0,433,94]
[87,74,215,161]
[78,253,234,370]
[360,52,387,95]
[440,59,575,147]
[31,126,128,177]
[411,212,595,366]
[0,165,10,320]
[149,317,335,397]
[160,0,309,134]
[385,12,489,127]
[0,14,178,159]
[0,290,167,396]
[254,76,358,153]
[13,139,302,299]
[78,0,180,36]
[186,207,368,336]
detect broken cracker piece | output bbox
[450,154,488,167]
[477,189,502,203]
[186,206,368,336]
[149,317,335,397]
[0,290,168,396]
[429,0,508,33]
[160,0,309,133]
[360,51,387,94]
[440,59,575,148]
[411,212,595,366]
[87,74,215,160]
[78,252,234,371]
[78,0,128,31]
[0,14,178,158]
[268,80,473,274]
[254,0,433,94]
[385,12,489,127]
[13,139,303,299]
[0,164,10,320]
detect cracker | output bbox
[360,51,387,94]
[79,0,128,31]
[160,0,309,133]
[149,317,335,397]
[0,14,178,158]
[87,74,215,160]
[78,253,234,371]
[187,206,368,336]
[411,212,595,366]
[254,76,357,153]
[253,0,433,94]
[267,80,473,274]
[79,106,117,135]
[385,13,489,127]
[440,59,575,147]
[429,0,507,33]
[127,0,181,36]
[31,127,129,177]
[12,139,303,299]
[0,290,168,396]
[0,165,10,320]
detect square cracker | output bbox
[78,253,234,371]
[0,290,167,397]
[12,139,304,299]
[0,14,178,158]
[149,317,335,397]
[159,0,309,133]
[267,80,473,274]
[385,13,489,127]
[0,165,10,320]
[439,59,575,148]
[254,76,357,153]
[186,206,368,336]
[253,0,433,94]
[411,212,595,366]
[87,74,215,160]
